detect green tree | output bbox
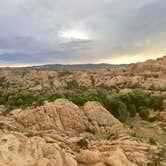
[109,97,129,122]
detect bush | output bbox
[119,109,129,123]
[58,70,72,77]
[77,138,88,149]
[85,127,96,135]
[128,104,137,117]
[149,137,158,145]
[109,97,129,122]
[48,92,64,102]
[139,107,150,120]
[0,86,164,123]
[65,90,87,106]
[66,80,79,89]
[148,116,157,122]
[129,90,150,108]
[149,95,164,111]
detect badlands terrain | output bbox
[0,56,166,165]
[0,56,166,92]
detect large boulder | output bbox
[104,148,138,166]
[13,99,127,139]
[82,101,127,139]
[76,148,138,166]
[13,99,89,133]
[0,132,77,166]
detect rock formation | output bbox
[0,99,165,166]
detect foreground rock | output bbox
[13,99,127,139]
[0,130,163,166]
[0,131,77,166]
[0,99,165,166]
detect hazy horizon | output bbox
[0,0,166,66]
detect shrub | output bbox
[131,132,137,138]
[0,122,4,129]
[48,92,63,102]
[118,108,129,123]
[77,138,88,149]
[149,95,164,111]
[109,97,129,122]
[139,107,149,120]
[148,116,157,122]
[129,90,150,108]
[65,91,87,106]
[66,80,79,89]
[128,104,137,117]
[149,137,158,145]
[85,127,96,135]
[58,70,72,77]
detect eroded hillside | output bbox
[1,56,166,92]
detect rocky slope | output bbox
[0,99,165,166]
[1,56,166,91]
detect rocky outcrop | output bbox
[1,56,166,91]
[0,99,165,166]
[0,130,161,166]
[76,148,138,166]
[82,101,126,139]
[13,99,127,139]
[0,131,77,166]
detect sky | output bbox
[0,0,166,66]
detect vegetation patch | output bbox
[77,138,88,149]
[0,85,164,123]
[58,70,72,77]
[149,137,158,145]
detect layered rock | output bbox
[1,56,166,91]
[13,99,127,139]
[0,99,165,166]
[0,131,77,166]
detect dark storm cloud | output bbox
[0,0,166,66]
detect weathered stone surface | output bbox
[0,132,77,166]
[104,148,138,166]
[0,99,165,166]
[13,99,89,133]
[76,150,101,164]
[13,99,127,139]
[82,101,127,138]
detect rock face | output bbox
[0,99,165,166]
[0,132,77,166]
[13,99,127,139]
[82,101,126,139]
[76,148,138,166]
[13,99,88,133]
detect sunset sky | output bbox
[0,0,166,66]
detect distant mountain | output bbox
[31,63,134,69]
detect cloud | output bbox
[0,0,165,66]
